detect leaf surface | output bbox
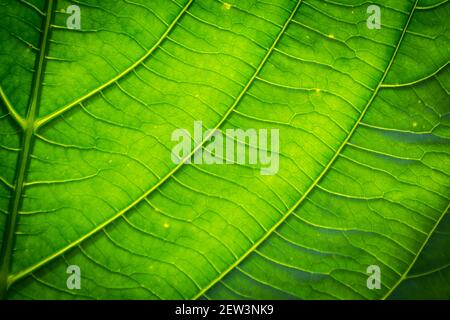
[0,0,449,299]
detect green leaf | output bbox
[0,0,449,299]
[388,212,450,299]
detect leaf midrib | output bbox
[8,0,304,286]
[0,0,55,296]
[2,0,194,289]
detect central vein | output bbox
[0,0,55,298]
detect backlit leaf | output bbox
[0,0,449,299]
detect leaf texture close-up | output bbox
[0,0,449,300]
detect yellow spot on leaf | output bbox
[223,3,231,10]
[328,34,335,39]
[412,122,418,128]
[163,223,170,229]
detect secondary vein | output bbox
[34,0,194,129]
[8,0,305,287]
[383,202,449,299]
[192,0,420,300]
[0,85,26,129]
